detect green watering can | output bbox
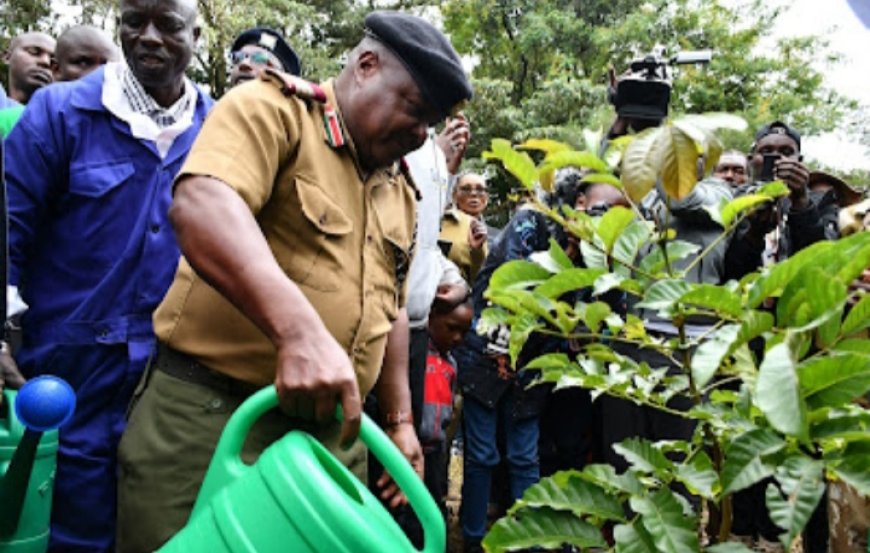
[0,376,76,553]
[160,386,445,553]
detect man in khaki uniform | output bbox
[116,11,472,551]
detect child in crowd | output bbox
[419,287,473,513]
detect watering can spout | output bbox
[0,376,75,539]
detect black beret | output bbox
[364,11,472,119]
[231,28,300,76]
[753,120,801,151]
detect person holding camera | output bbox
[724,121,840,280]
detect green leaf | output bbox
[482,507,606,553]
[828,454,870,496]
[488,260,552,291]
[483,139,537,190]
[614,520,658,553]
[636,279,692,313]
[691,324,740,389]
[657,125,701,201]
[765,456,825,549]
[524,353,572,371]
[674,451,720,501]
[679,285,743,318]
[534,268,605,299]
[841,294,870,336]
[613,437,674,477]
[721,429,786,494]
[834,337,870,355]
[528,239,574,273]
[716,193,775,227]
[509,313,543,366]
[579,464,644,495]
[581,172,623,188]
[756,340,808,440]
[638,241,701,276]
[583,301,612,333]
[538,149,609,175]
[621,127,662,202]
[516,138,571,155]
[776,267,847,331]
[612,220,654,277]
[811,409,870,441]
[580,237,608,270]
[596,206,636,254]
[630,488,700,553]
[509,471,626,522]
[798,353,870,410]
[592,272,626,297]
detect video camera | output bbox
[609,46,712,121]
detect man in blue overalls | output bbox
[3,0,213,549]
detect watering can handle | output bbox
[195,385,445,553]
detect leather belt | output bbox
[153,342,262,398]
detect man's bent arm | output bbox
[170,175,361,445]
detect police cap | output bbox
[231,28,301,76]
[364,11,472,119]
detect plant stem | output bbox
[681,209,753,277]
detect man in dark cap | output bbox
[228,27,300,87]
[116,10,471,551]
[724,120,839,280]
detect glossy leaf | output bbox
[613,437,674,477]
[597,206,636,253]
[483,139,538,189]
[679,285,743,318]
[706,543,755,553]
[621,127,662,202]
[483,507,606,553]
[539,150,609,175]
[583,301,612,333]
[509,313,543,366]
[811,409,870,441]
[578,464,645,496]
[516,138,571,155]
[828,454,870,496]
[841,293,870,337]
[592,272,626,297]
[630,488,700,553]
[756,340,808,440]
[612,220,654,277]
[635,279,692,313]
[529,239,574,273]
[488,260,552,291]
[776,267,847,331]
[691,324,740,389]
[798,353,870,410]
[675,451,720,500]
[534,268,605,299]
[581,172,623,188]
[716,193,775,227]
[614,520,658,553]
[721,429,786,494]
[638,240,701,276]
[658,124,700,201]
[509,471,625,522]
[765,456,825,549]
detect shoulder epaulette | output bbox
[260,68,327,103]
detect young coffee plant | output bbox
[477,114,870,552]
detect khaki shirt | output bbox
[439,207,487,284]
[153,78,417,396]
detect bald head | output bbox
[53,25,119,82]
[5,32,55,103]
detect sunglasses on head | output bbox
[230,50,274,67]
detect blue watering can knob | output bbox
[14,376,76,432]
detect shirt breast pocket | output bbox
[280,177,353,292]
[64,160,137,262]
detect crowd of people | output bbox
[0,1,867,552]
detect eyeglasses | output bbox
[230,50,273,67]
[456,186,488,196]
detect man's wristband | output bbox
[383,410,413,429]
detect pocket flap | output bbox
[69,160,135,198]
[296,178,353,235]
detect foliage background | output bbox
[2,0,867,217]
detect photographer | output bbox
[724,121,839,281]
